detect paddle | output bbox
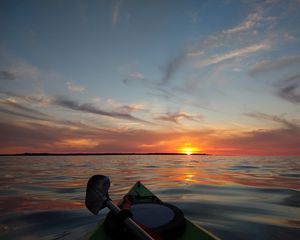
[85,175,155,240]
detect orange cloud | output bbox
[0,121,299,155]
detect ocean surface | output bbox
[0,155,300,240]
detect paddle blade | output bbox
[85,175,110,215]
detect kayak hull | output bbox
[83,182,219,240]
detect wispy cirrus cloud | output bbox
[0,91,149,125]
[223,7,263,34]
[197,42,271,67]
[0,108,48,121]
[250,54,300,76]
[0,96,48,117]
[0,91,53,107]
[54,97,150,124]
[160,5,273,84]
[249,55,300,104]
[245,111,299,130]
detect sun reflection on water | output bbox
[1,155,300,240]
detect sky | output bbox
[0,0,300,155]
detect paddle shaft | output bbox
[106,200,155,240]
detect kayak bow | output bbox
[83,181,219,240]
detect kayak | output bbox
[83,181,219,240]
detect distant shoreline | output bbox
[0,152,210,156]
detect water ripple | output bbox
[0,155,299,240]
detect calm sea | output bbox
[0,155,300,239]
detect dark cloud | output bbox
[0,118,121,154]
[54,97,150,123]
[0,122,60,149]
[0,108,48,121]
[213,127,300,155]
[156,111,202,124]
[161,54,186,84]
[7,101,48,117]
[0,70,17,80]
[0,122,94,153]
[245,112,299,130]
[0,94,49,122]
[277,83,300,104]
[249,55,300,104]
[276,73,300,104]
[0,119,299,155]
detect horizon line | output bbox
[0,152,210,156]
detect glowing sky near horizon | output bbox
[0,0,300,155]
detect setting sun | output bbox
[179,143,200,155]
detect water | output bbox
[0,155,300,240]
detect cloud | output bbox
[54,97,149,123]
[249,55,300,104]
[116,104,144,114]
[0,97,48,117]
[1,91,53,107]
[1,121,300,155]
[186,51,204,57]
[106,98,145,113]
[0,108,48,121]
[250,54,300,76]
[66,82,86,92]
[156,111,202,124]
[0,121,109,153]
[277,83,300,104]
[161,53,186,84]
[112,0,123,25]
[159,5,271,83]
[276,73,300,104]
[197,42,271,67]
[245,112,299,130]
[0,60,39,80]
[0,70,17,80]
[223,7,263,34]
[212,127,300,155]
[193,7,264,53]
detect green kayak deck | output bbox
[83,182,219,240]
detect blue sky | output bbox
[0,0,300,155]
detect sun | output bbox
[183,147,193,155]
[179,143,199,155]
